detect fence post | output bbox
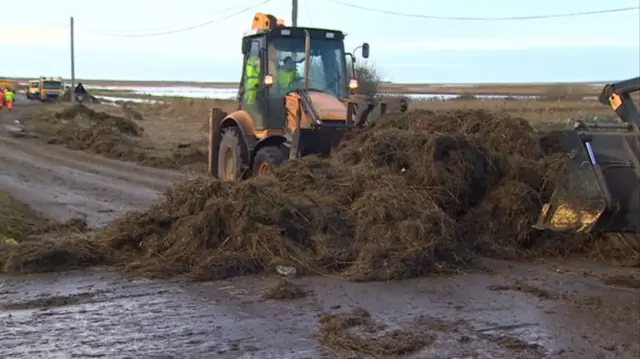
[208,108,225,177]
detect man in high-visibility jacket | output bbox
[276,56,301,92]
[244,56,260,105]
[4,88,15,111]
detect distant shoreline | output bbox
[5,77,608,96]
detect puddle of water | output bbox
[96,95,161,104]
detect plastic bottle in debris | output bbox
[276,265,297,277]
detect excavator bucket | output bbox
[349,94,409,126]
[535,77,640,233]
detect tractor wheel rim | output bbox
[223,149,234,180]
[258,163,270,176]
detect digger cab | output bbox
[238,25,366,157]
[536,77,640,233]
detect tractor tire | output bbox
[252,146,287,177]
[218,127,247,181]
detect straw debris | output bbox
[95,108,637,278]
[7,108,638,276]
[24,103,206,170]
[0,192,111,273]
[2,237,113,273]
[262,280,308,300]
[86,110,512,279]
[316,308,435,357]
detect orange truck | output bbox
[0,79,17,92]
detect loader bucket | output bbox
[536,127,640,233]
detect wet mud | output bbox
[0,259,638,358]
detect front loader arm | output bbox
[598,77,640,127]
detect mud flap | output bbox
[535,131,607,232]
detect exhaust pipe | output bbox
[304,30,310,91]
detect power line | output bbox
[82,3,271,35]
[326,0,640,21]
[79,0,272,37]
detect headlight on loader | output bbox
[264,75,273,87]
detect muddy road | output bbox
[0,95,189,227]
[1,260,638,358]
[1,97,639,358]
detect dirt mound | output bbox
[0,191,104,273]
[37,104,207,170]
[13,108,637,277]
[54,104,144,136]
[42,104,145,162]
[316,308,433,357]
[93,108,596,281]
[375,109,541,159]
[1,237,113,273]
[263,280,308,300]
[0,192,44,243]
[100,123,516,280]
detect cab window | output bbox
[269,36,347,99]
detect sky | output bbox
[1,0,639,84]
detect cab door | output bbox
[240,38,267,129]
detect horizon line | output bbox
[2,76,618,87]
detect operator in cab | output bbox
[276,56,301,93]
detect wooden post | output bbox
[70,17,76,104]
[208,108,225,177]
[208,109,215,176]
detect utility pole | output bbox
[292,0,298,27]
[70,16,76,103]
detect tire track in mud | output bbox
[0,139,160,227]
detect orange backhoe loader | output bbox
[208,13,407,180]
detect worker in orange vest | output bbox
[0,89,4,110]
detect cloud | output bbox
[376,36,639,52]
